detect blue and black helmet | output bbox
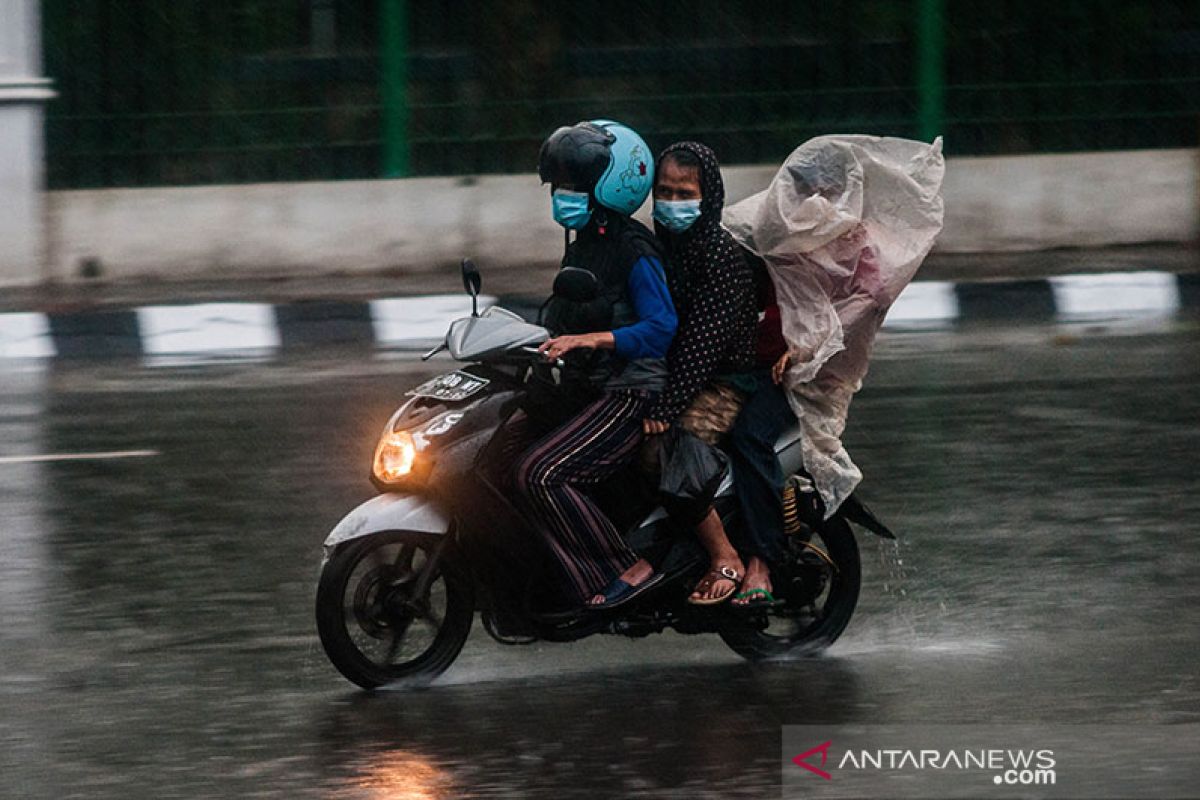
[537,119,654,216]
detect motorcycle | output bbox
[315,260,896,690]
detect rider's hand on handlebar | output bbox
[538,332,615,361]
[643,419,670,435]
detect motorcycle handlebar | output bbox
[421,343,447,361]
[520,346,564,369]
[418,343,560,367]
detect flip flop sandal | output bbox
[731,587,784,611]
[588,571,665,611]
[686,565,743,606]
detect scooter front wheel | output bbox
[316,531,473,689]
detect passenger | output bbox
[610,141,761,606]
[726,254,795,607]
[511,120,678,611]
[727,160,897,607]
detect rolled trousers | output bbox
[728,375,794,564]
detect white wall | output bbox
[36,148,1200,286]
[0,105,46,285]
[46,175,574,282]
[0,0,54,286]
[935,149,1199,252]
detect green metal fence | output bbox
[42,0,1200,189]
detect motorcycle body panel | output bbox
[322,493,450,558]
[776,425,804,476]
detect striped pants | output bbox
[511,389,653,604]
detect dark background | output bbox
[42,0,1200,188]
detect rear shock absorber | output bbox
[782,474,837,571]
[782,474,823,537]
[781,481,804,537]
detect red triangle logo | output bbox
[792,740,833,780]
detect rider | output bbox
[510,120,678,611]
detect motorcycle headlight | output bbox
[373,430,417,484]
[370,406,466,489]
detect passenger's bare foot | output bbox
[731,556,773,606]
[588,558,655,606]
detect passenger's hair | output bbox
[661,148,701,173]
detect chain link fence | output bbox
[43,0,1200,189]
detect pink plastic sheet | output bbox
[724,135,945,513]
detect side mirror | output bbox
[553,266,599,303]
[461,258,482,316]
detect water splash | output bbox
[833,535,1007,658]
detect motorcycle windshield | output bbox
[445,313,549,361]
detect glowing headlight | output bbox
[373,431,417,483]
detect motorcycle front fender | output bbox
[322,492,451,559]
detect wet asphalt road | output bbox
[1,316,1199,799]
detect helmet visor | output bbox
[538,122,615,190]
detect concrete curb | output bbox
[0,272,1195,361]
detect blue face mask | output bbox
[653,199,702,233]
[552,189,592,230]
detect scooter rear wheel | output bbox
[719,517,860,661]
[316,531,473,689]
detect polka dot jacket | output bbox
[647,141,758,424]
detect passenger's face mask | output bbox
[552,189,592,230]
[652,199,702,233]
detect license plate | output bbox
[406,371,490,402]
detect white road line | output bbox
[0,313,56,358]
[138,303,280,354]
[1050,271,1181,317]
[884,281,959,326]
[0,450,161,465]
[370,294,497,346]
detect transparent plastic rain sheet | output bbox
[724,135,945,513]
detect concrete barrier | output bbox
[936,149,1199,252]
[38,148,1200,287]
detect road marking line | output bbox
[1050,271,1181,316]
[138,303,280,355]
[885,281,959,326]
[370,294,497,345]
[0,312,56,358]
[0,450,161,465]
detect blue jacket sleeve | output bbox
[611,255,677,360]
